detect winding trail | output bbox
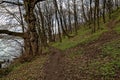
[43,19,120,80]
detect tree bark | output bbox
[23,0,39,56]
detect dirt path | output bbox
[43,47,65,80]
[63,20,120,80]
[67,19,120,58]
[43,20,120,80]
[82,20,120,59]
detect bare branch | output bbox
[0,30,24,38]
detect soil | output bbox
[43,47,65,80]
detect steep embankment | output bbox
[1,9,120,80]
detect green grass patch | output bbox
[52,27,90,50]
[113,9,120,34]
[101,39,120,69]
[102,39,120,59]
[82,39,120,79]
[52,27,107,50]
[90,39,120,78]
[114,23,120,34]
[89,60,116,79]
[111,8,120,20]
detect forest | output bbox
[0,0,120,80]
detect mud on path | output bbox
[43,19,120,80]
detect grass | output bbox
[88,60,116,79]
[114,22,120,33]
[107,11,120,34]
[89,39,120,79]
[102,39,120,58]
[52,27,90,50]
[101,39,120,67]
[111,9,120,21]
[52,26,107,50]
[112,8,120,33]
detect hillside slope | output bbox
[1,9,120,80]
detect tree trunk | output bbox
[23,0,39,56]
